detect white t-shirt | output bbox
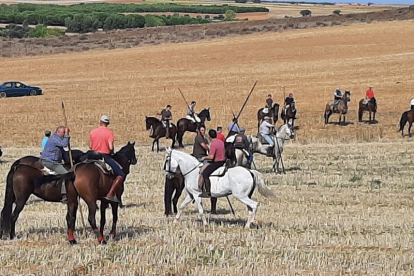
[260,121,274,135]
[410,99,414,106]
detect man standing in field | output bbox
[158,105,172,138]
[40,126,70,203]
[216,126,226,142]
[193,126,209,161]
[364,86,374,105]
[89,115,125,204]
[42,130,51,150]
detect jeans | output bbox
[102,154,126,177]
[262,134,274,146]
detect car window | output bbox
[14,83,21,88]
[4,83,12,88]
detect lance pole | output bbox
[61,102,87,232]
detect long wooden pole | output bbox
[61,102,87,232]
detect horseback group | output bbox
[257,92,298,129]
[0,113,138,244]
[325,86,377,125]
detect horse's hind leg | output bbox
[175,194,193,222]
[409,123,413,137]
[66,201,78,244]
[10,201,27,239]
[86,200,105,244]
[151,140,156,152]
[236,197,258,229]
[172,187,183,214]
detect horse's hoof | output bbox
[69,239,77,245]
[99,240,107,245]
[173,219,179,224]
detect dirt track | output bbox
[1,7,413,58]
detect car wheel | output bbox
[0,92,6,98]
[29,90,37,96]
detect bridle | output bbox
[164,151,200,177]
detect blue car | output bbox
[0,81,43,98]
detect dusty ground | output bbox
[0,18,414,275]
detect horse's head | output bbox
[344,91,351,102]
[279,124,296,139]
[145,116,151,131]
[118,141,138,166]
[164,148,178,179]
[199,108,211,122]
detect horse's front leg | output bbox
[175,194,193,222]
[194,196,207,226]
[66,201,78,245]
[409,123,412,137]
[151,140,156,152]
[110,203,118,238]
[100,201,108,237]
[157,139,160,153]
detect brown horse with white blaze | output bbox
[324,91,351,125]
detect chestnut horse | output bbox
[176,108,211,148]
[358,98,377,123]
[324,91,351,125]
[145,116,177,152]
[257,103,280,130]
[69,142,137,244]
[398,109,414,137]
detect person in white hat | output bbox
[89,115,125,203]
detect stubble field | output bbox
[1,20,414,275]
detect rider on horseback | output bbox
[411,98,414,110]
[260,117,275,157]
[284,93,297,119]
[199,129,226,198]
[263,94,273,114]
[364,86,374,105]
[159,105,172,138]
[40,126,71,203]
[186,101,201,123]
[89,115,125,204]
[234,127,253,168]
[333,87,343,110]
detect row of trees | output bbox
[0,3,268,14]
[0,22,63,38]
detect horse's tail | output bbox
[399,111,408,133]
[250,170,277,201]
[0,159,20,237]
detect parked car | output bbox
[0,81,43,98]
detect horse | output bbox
[176,108,211,148]
[250,124,297,173]
[164,149,276,228]
[398,109,414,137]
[324,91,351,125]
[281,103,297,126]
[164,166,217,216]
[358,98,377,123]
[145,116,177,152]
[257,103,280,130]
[68,141,137,244]
[0,162,76,241]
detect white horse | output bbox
[164,148,276,228]
[250,123,297,173]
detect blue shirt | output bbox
[227,122,239,132]
[40,133,70,164]
[41,137,49,150]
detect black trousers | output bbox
[202,161,226,179]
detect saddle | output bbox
[75,150,121,175]
[257,133,271,145]
[210,165,228,177]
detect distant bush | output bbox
[29,24,64,37]
[333,9,341,15]
[300,10,312,17]
[224,10,236,21]
[0,23,29,38]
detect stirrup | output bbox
[61,195,68,204]
[103,195,120,203]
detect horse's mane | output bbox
[198,109,210,116]
[170,149,199,164]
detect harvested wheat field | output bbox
[1,20,414,275]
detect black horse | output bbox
[145,116,177,152]
[281,103,297,126]
[176,108,211,148]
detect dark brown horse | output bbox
[358,98,377,123]
[324,91,351,125]
[281,103,297,126]
[145,116,177,152]
[70,142,137,244]
[398,109,414,137]
[176,108,211,148]
[257,103,280,130]
[0,162,76,241]
[164,165,217,216]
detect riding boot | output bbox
[199,178,211,198]
[165,126,170,139]
[266,146,274,157]
[104,176,124,203]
